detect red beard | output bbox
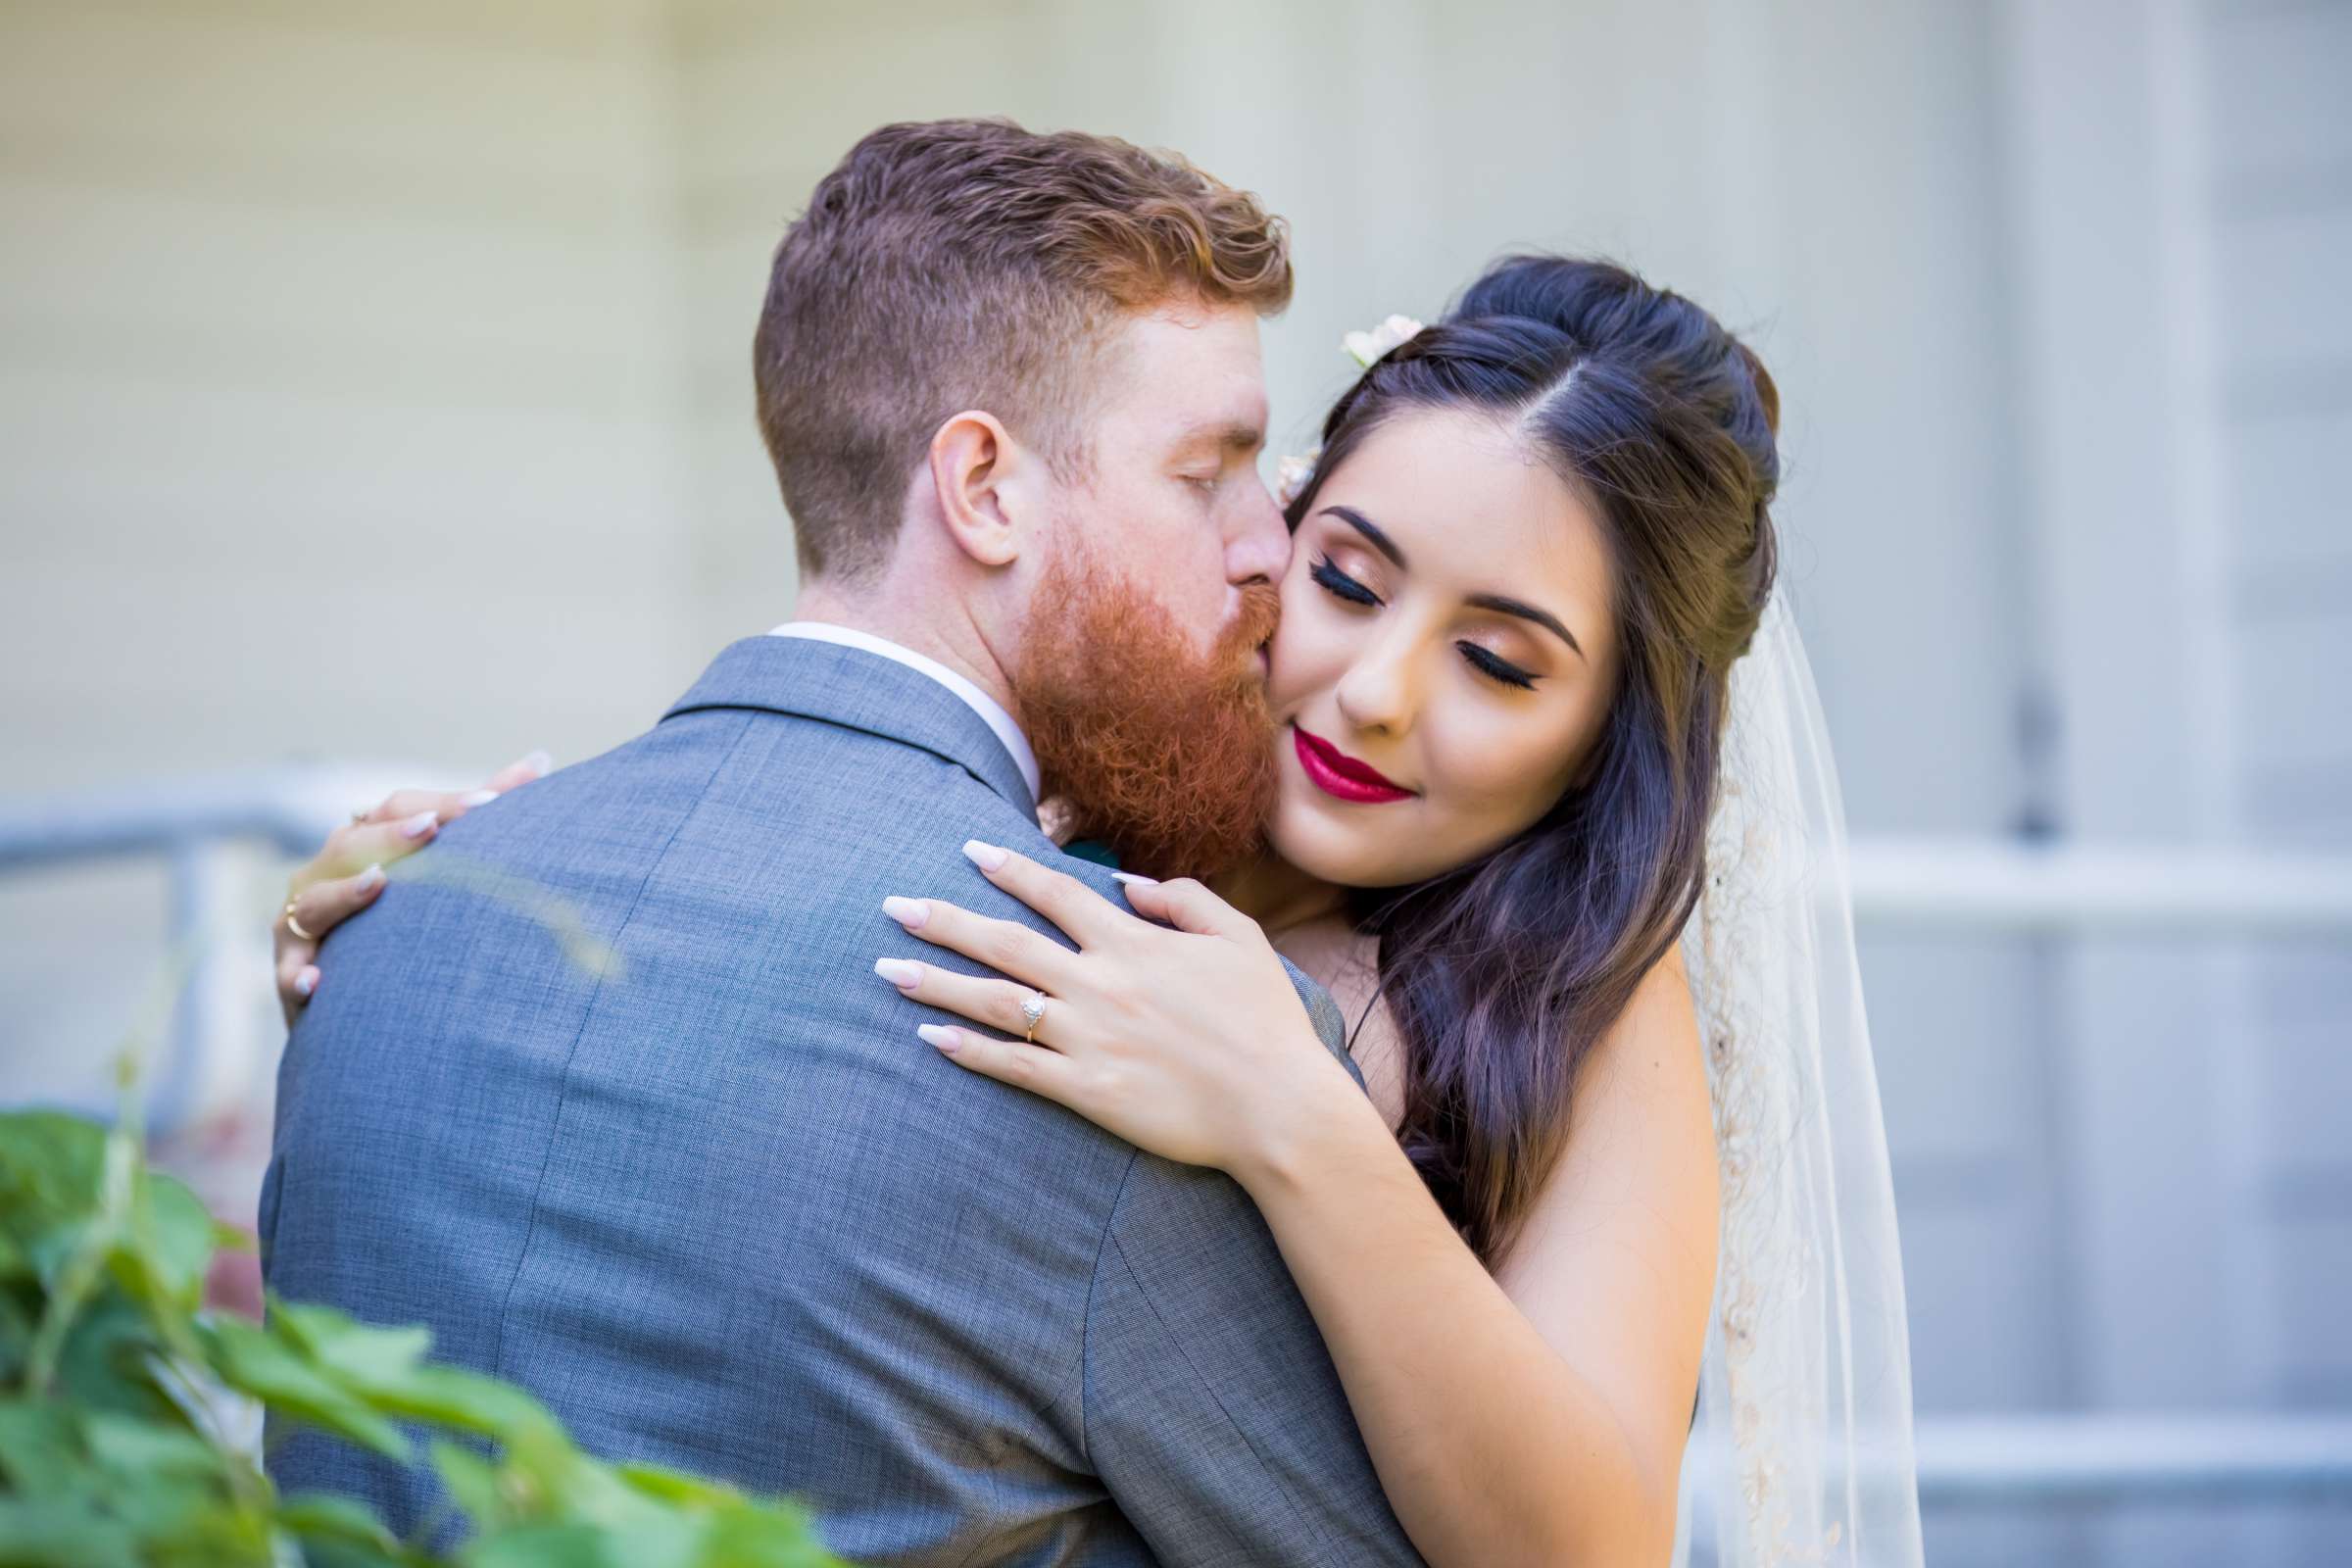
[1010,555,1282,881]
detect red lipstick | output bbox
[1292,725,1415,805]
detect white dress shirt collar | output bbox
[767,621,1042,808]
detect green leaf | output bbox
[493,1426,634,1527]
[695,1506,845,1568]
[462,1521,612,1568]
[276,1501,416,1568]
[0,1282,37,1384]
[576,1508,708,1568]
[202,1316,410,1462]
[269,1300,554,1443]
[115,1169,217,1311]
[81,1407,222,1480]
[276,1491,399,1543]
[0,1398,86,1495]
[275,1490,420,1568]
[363,1362,555,1445]
[0,1495,143,1568]
[612,1462,742,1507]
[272,1300,434,1386]
[19,1217,104,1301]
[0,1111,108,1208]
[432,1440,511,1532]
[0,1116,111,1301]
[297,1539,421,1568]
[86,1464,222,1552]
[52,1293,182,1424]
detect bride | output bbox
[273,255,1923,1566]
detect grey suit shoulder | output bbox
[263,635,1425,1566]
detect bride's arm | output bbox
[881,843,1717,1566]
[1241,951,1715,1565]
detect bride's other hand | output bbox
[273,751,549,1024]
[876,841,1370,1182]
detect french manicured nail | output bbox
[1111,870,1159,887]
[403,809,439,839]
[962,840,1008,872]
[917,1024,960,1054]
[460,789,499,807]
[882,897,928,929]
[356,863,386,892]
[518,750,553,775]
[874,957,922,989]
[294,966,318,998]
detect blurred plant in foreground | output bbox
[0,1099,847,1568]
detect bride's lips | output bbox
[1291,725,1415,805]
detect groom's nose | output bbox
[1223,478,1292,587]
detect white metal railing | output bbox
[1915,1414,2352,1502]
[1847,836,2352,937]
[0,765,429,870]
[4,769,2352,1508]
[0,765,444,1135]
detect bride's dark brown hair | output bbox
[1286,256,1781,1267]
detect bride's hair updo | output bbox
[1286,255,1780,1266]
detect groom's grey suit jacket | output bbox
[263,636,1427,1567]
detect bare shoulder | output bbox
[1494,942,1718,1488]
[1554,943,1709,1175]
[1623,942,1696,1067]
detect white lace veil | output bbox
[1672,591,1925,1567]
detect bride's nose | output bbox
[1334,630,1421,740]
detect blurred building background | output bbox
[3,0,2347,1562]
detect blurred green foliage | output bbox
[0,1105,846,1568]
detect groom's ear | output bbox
[926,411,1032,569]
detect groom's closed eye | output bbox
[1181,459,1252,495]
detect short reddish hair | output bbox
[753,119,1293,581]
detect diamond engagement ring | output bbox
[1019,993,1048,1043]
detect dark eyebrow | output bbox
[1321,506,1407,569]
[1468,593,1585,661]
[1322,506,1584,660]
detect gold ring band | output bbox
[284,903,318,942]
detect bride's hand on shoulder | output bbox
[273,751,549,1024]
[876,841,1368,1183]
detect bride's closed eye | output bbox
[1309,553,1381,607]
[1311,554,1543,690]
[1455,641,1539,690]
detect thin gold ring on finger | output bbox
[1019,991,1048,1044]
[283,902,319,942]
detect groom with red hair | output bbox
[264,118,1427,1567]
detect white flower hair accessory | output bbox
[1275,448,1321,508]
[1276,314,1426,507]
[1343,313,1425,368]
